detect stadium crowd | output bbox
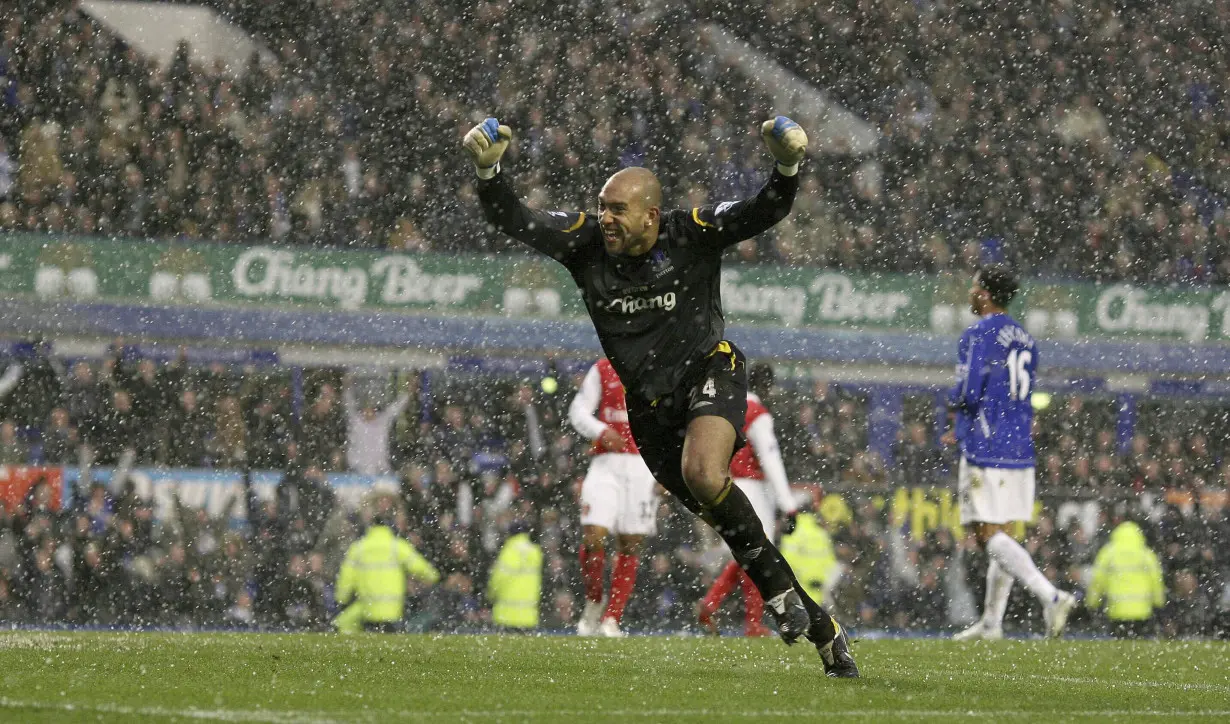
[0,344,1226,638]
[3,1,1230,280]
[1,0,1228,637]
[713,0,1230,282]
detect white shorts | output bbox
[734,478,776,540]
[958,458,1036,525]
[580,453,658,536]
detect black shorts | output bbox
[626,340,748,512]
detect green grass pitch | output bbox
[0,632,1226,721]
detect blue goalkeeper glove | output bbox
[761,115,808,175]
[463,117,513,178]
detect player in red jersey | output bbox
[568,358,659,637]
[698,362,799,636]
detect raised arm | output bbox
[684,116,807,250]
[342,384,358,418]
[464,118,595,264]
[0,363,23,399]
[398,539,441,585]
[380,392,412,427]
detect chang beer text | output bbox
[231,247,484,311]
[719,270,917,328]
[720,269,809,324]
[1093,285,1230,342]
[808,273,913,327]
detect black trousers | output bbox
[1110,618,1155,638]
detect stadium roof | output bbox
[81,0,274,76]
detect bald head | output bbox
[604,167,662,209]
[598,167,662,256]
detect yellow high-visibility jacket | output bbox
[780,513,840,605]
[488,532,542,629]
[336,525,440,623]
[1086,522,1164,622]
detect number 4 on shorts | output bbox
[702,378,716,397]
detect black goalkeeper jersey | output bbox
[477,167,799,402]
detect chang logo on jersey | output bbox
[603,291,677,314]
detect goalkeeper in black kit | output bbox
[464,114,858,678]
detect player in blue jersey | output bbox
[942,265,1076,640]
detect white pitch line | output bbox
[1,700,1228,722]
[430,710,1230,720]
[958,671,1230,695]
[0,698,347,723]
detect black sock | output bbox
[704,480,839,644]
[793,579,837,643]
[703,479,795,600]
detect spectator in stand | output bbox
[40,405,78,464]
[299,383,346,471]
[245,395,291,470]
[0,334,1225,635]
[165,387,210,467]
[276,463,336,549]
[211,394,248,468]
[495,382,550,467]
[1,340,63,429]
[1161,569,1211,638]
[280,551,329,630]
[893,421,945,488]
[342,374,411,476]
[90,388,139,466]
[113,358,161,463]
[62,360,101,431]
[19,533,66,621]
[904,558,949,630]
[0,138,14,199]
[6,1,1229,280]
[434,403,479,474]
[0,419,26,464]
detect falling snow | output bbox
[0,0,1225,645]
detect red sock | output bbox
[739,568,766,634]
[700,560,742,617]
[603,553,640,623]
[579,545,606,603]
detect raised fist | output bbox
[761,116,808,167]
[463,117,513,169]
